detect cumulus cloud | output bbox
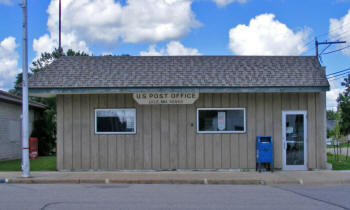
[329,9,350,56]
[326,79,345,110]
[0,37,21,90]
[140,41,200,56]
[212,0,247,7]
[33,32,90,59]
[229,14,310,55]
[33,0,200,57]
[140,45,165,56]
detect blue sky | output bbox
[0,0,350,109]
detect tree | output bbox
[31,48,89,73]
[9,48,89,155]
[8,72,30,96]
[337,74,350,135]
[337,75,350,161]
[332,112,342,160]
[9,48,89,94]
[327,110,337,121]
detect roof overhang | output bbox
[29,86,330,98]
[0,92,47,109]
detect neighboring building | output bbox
[28,56,329,171]
[0,90,47,160]
[327,120,336,131]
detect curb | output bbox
[3,178,263,185]
[2,178,350,185]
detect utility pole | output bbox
[315,37,346,58]
[59,0,62,52]
[315,37,318,57]
[21,0,30,178]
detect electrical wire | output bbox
[327,67,350,82]
[328,71,350,79]
[328,22,350,37]
[330,29,350,41]
[323,45,350,55]
[301,24,349,55]
[328,73,350,81]
[319,44,332,56]
[328,76,348,82]
[327,67,350,77]
[306,22,350,44]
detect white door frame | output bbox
[282,110,308,170]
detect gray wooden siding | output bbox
[0,101,35,161]
[56,92,327,170]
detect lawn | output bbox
[0,156,56,171]
[0,155,348,171]
[327,153,350,170]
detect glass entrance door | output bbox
[282,111,307,170]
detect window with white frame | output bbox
[95,109,136,134]
[197,108,246,133]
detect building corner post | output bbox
[321,91,327,169]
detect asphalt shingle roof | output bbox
[0,90,47,109]
[28,56,329,89]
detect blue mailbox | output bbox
[256,136,273,172]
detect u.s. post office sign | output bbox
[133,93,199,105]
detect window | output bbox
[197,108,246,133]
[95,109,136,134]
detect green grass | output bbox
[327,153,350,170]
[0,156,56,171]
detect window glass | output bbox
[198,109,245,133]
[95,109,136,134]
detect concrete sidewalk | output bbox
[1,170,350,185]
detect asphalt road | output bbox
[0,184,350,210]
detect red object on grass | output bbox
[29,137,38,159]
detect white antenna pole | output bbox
[21,0,30,178]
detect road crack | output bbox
[271,186,350,210]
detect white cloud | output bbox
[33,0,200,57]
[212,0,247,7]
[228,13,310,55]
[0,36,21,90]
[140,45,165,56]
[326,79,345,110]
[140,41,200,56]
[329,9,350,56]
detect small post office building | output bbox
[28,56,329,171]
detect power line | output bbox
[319,43,332,56]
[316,39,346,57]
[327,67,350,82]
[328,72,350,81]
[330,29,350,41]
[328,72,349,81]
[328,22,350,36]
[301,23,350,55]
[301,27,348,54]
[305,22,350,44]
[323,45,350,55]
[328,76,348,82]
[327,67,350,77]
[328,74,349,81]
